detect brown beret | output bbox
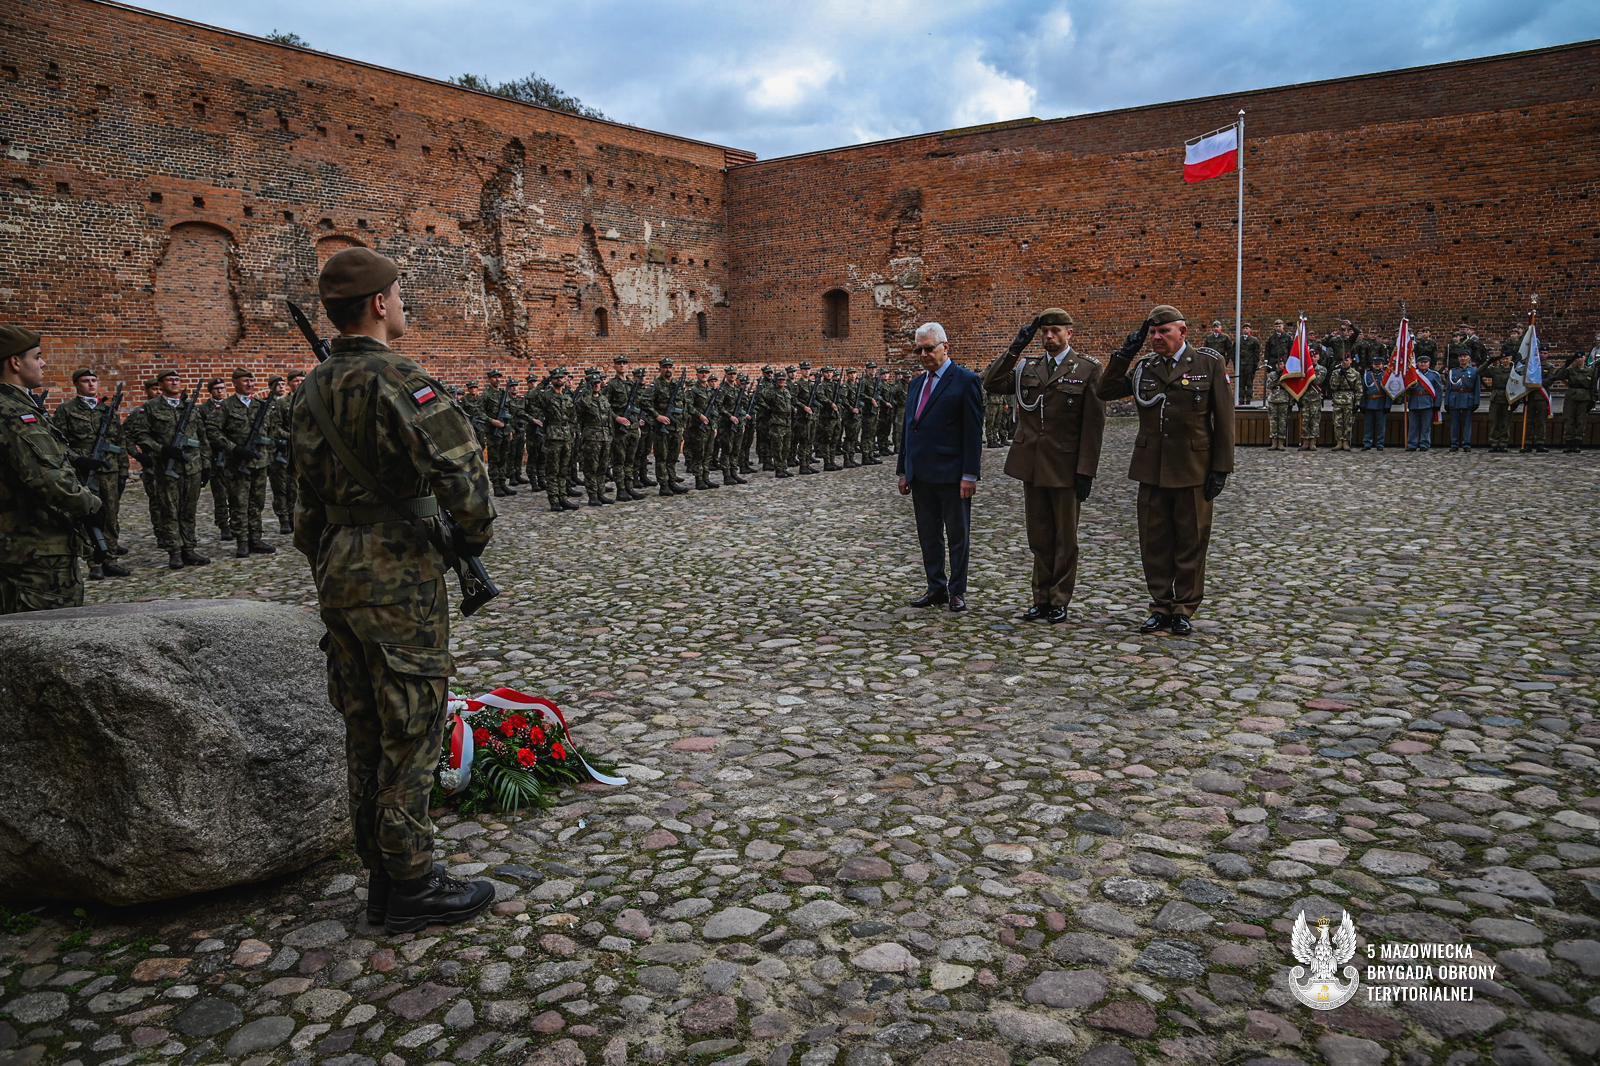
[145,377,163,389]
[0,326,41,360]
[318,247,399,302]
[1148,305,1185,326]
[232,367,254,380]
[71,367,96,382]
[157,369,180,382]
[206,378,224,388]
[1036,308,1073,327]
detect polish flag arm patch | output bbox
[19,412,37,424]
[411,385,437,406]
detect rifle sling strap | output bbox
[301,372,438,527]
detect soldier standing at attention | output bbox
[481,369,514,497]
[1480,349,1513,453]
[718,371,749,485]
[1237,324,1261,405]
[135,369,211,570]
[573,368,617,505]
[218,368,275,558]
[291,247,496,933]
[459,381,485,448]
[876,366,897,456]
[759,367,794,477]
[1297,356,1327,451]
[124,379,164,547]
[1325,350,1363,451]
[982,309,1105,624]
[645,358,686,493]
[1097,306,1234,636]
[1266,363,1294,450]
[790,362,818,474]
[1361,355,1392,450]
[531,368,580,511]
[1265,319,1291,377]
[1444,350,1481,452]
[860,363,883,465]
[604,356,644,500]
[1204,320,1234,377]
[199,377,233,541]
[1405,353,1443,451]
[1412,329,1438,372]
[1549,338,1597,453]
[504,376,528,488]
[629,367,656,487]
[264,375,295,534]
[53,368,131,577]
[839,367,860,468]
[0,327,104,613]
[685,365,717,490]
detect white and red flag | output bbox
[1281,314,1317,401]
[1183,124,1239,183]
[1383,313,1433,402]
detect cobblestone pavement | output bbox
[4,421,1598,1066]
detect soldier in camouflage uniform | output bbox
[720,373,750,485]
[198,377,233,540]
[1325,350,1363,450]
[504,377,528,487]
[1265,319,1292,378]
[1481,349,1513,452]
[523,374,546,490]
[875,367,896,455]
[459,381,486,448]
[264,375,296,534]
[53,368,131,577]
[529,368,579,511]
[1265,365,1294,450]
[292,247,495,934]
[755,366,775,470]
[1297,360,1327,451]
[133,369,211,570]
[889,370,909,453]
[217,368,277,558]
[1237,325,1261,404]
[985,390,1004,447]
[759,368,794,477]
[573,367,617,505]
[839,367,861,468]
[604,357,645,501]
[0,326,105,614]
[123,380,165,547]
[480,369,515,497]
[1549,340,1598,453]
[645,358,687,492]
[813,367,840,470]
[684,366,717,490]
[859,363,883,465]
[789,362,817,474]
[625,367,654,487]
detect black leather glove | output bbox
[1203,472,1227,501]
[1007,320,1039,357]
[1075,475,1093,502]
[1115,319,1153,361]
[451,524,484,560]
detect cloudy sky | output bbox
[140,0,1599,159]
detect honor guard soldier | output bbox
[604,356,644,500]
[1325,350,1363,450]
[481,369,515,497]
[1549,339,1598,452]
[264,375,295,532]
[1297,356,1327,451]
[759,367,794,477]
[218,368,276,558]
[1237,324,1261,404]
[982,308,1105,624]
[1444,350,1481,451]
[1266,364,1295,450]
[292,246,496,933]
[573,367,617,505]
[53,368,131,577]
[1361,356,1393,450]
[0,326,104,613]
[685,365,718,489]
[790,362,818,474]
[134,370,211,570]
[199,378,233,541]
[1405,353,1443,451]
[530,368,580,511]
[124,379,165,543]
[645,358,687,492]
[1097,305,1234,635]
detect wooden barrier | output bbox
[1233,405,1598,448]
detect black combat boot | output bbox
[169,550,186,570]
[549,500,565,513]
[775,469,792,479]
[366,870,390,925]
[588,493,604,507]
[89,565,105,580]
[626,488,647,500]
[561,498,582,510]
[383,865,494,934]
[218,525,234,542]
[278,516,293,534]
[248,542,274,555]
[565,487,584,499]
[101,561,132,578]
[638,475,656,487]
[181,549,210,566]
[236,540,251,558]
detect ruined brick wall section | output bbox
[0,0,739,396]
[727,43,1600,372]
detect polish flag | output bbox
[1183,124,1239,183]
[1282,315,1317,401]
[1384,313,1434,402]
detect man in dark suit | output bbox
[897,322,984,613]
[1098,305,1235,636]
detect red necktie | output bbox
[915,374,934,420]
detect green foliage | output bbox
[0,905,40,936]
[266,30,310,48]
[450,72,607,120]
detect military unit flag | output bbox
[1506,311,1545,406]
[1281,314,1317,401]
[1384,312,1432,402]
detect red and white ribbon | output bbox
[441,687,628,794]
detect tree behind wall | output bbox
[451,72,607,120]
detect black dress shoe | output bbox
[1139,612,1171,633]
[948,595,968,613]
[1046,606,1068,625]
[909,590,949,608]
[1169,616,1193,636]
[1021,605,1048,622]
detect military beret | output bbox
[268,375,285,386]
[527,374,539,385]
[659,357,674,368]
[157,369,180,382]
[798,361,812,370]
[1036,308,1073,327]
[696,365,710,373]
[614,355,629,364]
[145,377,163,389]
[584,367,603,377]
[486,369,502,378]
[0,325,41,360]
[865,361,877,369]
[206,377,224,388]
[231,367,254,380]
[71,367,96,382]
[318,247,399,302]
[1147,305,1185,326]
[761,365,772,372]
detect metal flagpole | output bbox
[1234,109,1245,407]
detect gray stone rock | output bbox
[1134,940,1206,980]
[2,992,69,1026]
[0,600,346,904]
[1023,969,1107,1010]
[703,906,771,939]
[224,1015,295,1057]
[174,995,243,1037]
[988,1006,1080,1047]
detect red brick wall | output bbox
[727,42,1600,371]
[0,0,740,396]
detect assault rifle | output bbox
[287,299,499,618]
[75,384,125,480]
[659,374,685,435]
[620,379,643,424]
[491,387,511,441]
[162,384,202,479]
[805,375,820,414]
[233,390,275,472]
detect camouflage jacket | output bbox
[1264,331,1293,369]
[0,382,100,560]
[572,385,614,443]
[216,394,275,471]
[603,376,639,430]
[1237,336,1261,365]
[530,388,576,443]
[789,379,815,423]
[199,399,229,469]
[289,334,494,610]
[757,381,793,421]
[1326,366,1363,404]
[265,394,293,465]
[459,396,486,442]
[51,394,129,476]
[133,395,209,475]
[481,387,512,439]
[686,383,715,435]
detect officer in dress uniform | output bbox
[1097,306,1234,636]
[982,309,1105,624]
[1444,350,1481,452]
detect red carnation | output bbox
[517,748,537,768]
[473,727,491,746]
[500,719,518,738]
[551,742,567,761]
[529,726,546,745]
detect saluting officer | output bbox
[982,309,1105,625]
[0,326,103,613]
[291,247,496,933]
[1097,305,1235,636]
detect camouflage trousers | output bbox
[1299,401,1323,444]
[632,430,652,484]
[891,410,905,452]
[860,417,879,462]
[580,438,611,500]
[612,429,640,493]
[840,419,859,465]
[817,418,841,467]
[791,420,814,466]
[739,420,756,471]
[1563,391,1592,447]
[228,466,268,544]
[80,470,122,557]
[654,428,682,484]
[268,461,294,523]
[0,554,83,615]
[769,425,791,474]
[487,436,512,487]
[508,431,526,482]
[153,470,203,550]
[321,576,451,882]
[208,467,233,535]
[141,473,170,548]
[526,432,545,487]
[1331,401,1357,447]
[755,420,771,468]
[685,426,713,480]
[877,413,893,451]
[1268,402,1292,439]
[544,437,573,506]
[1488,399,1511,448]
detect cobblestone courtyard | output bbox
[4,421,1598,1066]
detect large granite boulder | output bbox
[0,599,348,905]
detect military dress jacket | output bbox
[1361,371,1392,411]
[1098,343,1235,489]
[1445,366,1481,410]
[0,382,100,560]
[981,347,1105,488]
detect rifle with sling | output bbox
[287,299,499,618]
[74,384,124,480]
[233,389,275,473]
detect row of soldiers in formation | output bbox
[1259,339,1598,453]
[23,366,303,577]
[445,357,913,509]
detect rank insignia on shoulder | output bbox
[19,412,37,424]
[411,385,438,406]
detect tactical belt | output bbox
[323,496,439,526]
[301,373,442,528]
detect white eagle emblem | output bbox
[1288,910,1359,1010]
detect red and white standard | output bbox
[1183,125,1239,184]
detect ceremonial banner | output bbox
[1282,315,1318,401]
[1507,316,1545,406]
